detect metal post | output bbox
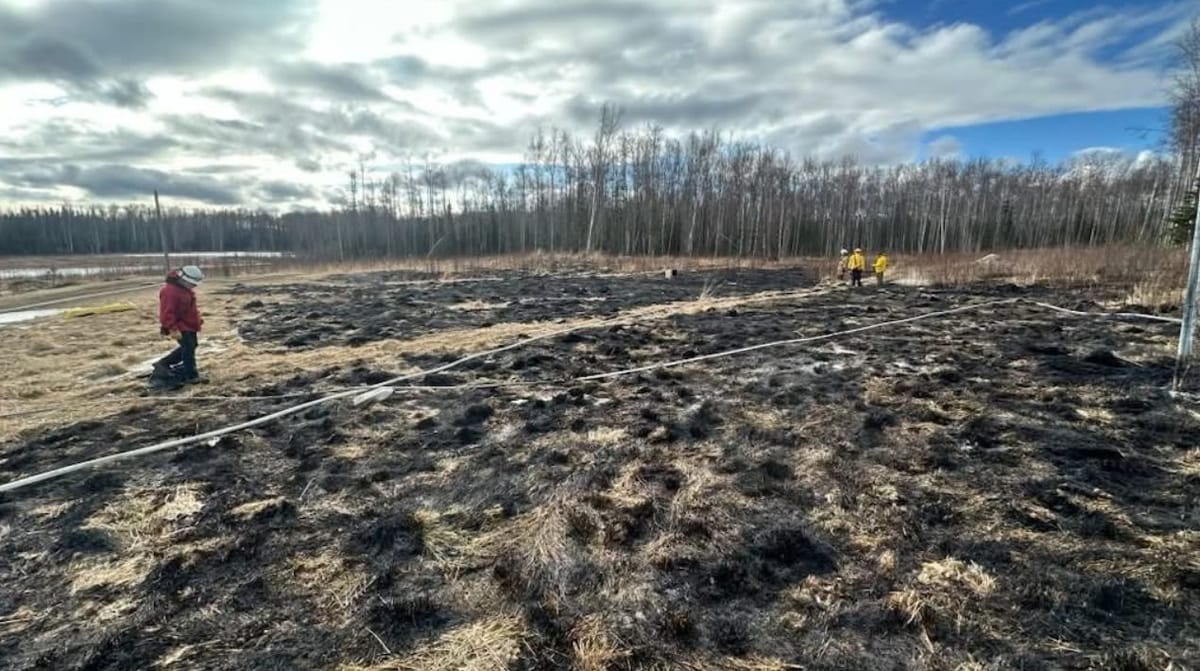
[154,190,170,274]
[1175,164,1200,389]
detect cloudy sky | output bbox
[0,0,1193,209]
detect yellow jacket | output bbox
[847,252,866,271]
[873,254,889,273]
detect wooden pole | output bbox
[154,190,170,274]
[1175,163,1200,389]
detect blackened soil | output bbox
[1,278,1197,670]
[235,267,810,349]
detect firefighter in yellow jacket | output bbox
[847,248,866,287]
[873,252,889,286]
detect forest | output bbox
[1,20,1197,261]
[0,130,1186,260]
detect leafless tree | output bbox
[585,103,622,253]
[1164,18,1200,242]
[0,111,1185,260]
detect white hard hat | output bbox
[180,265,204,286]
[840,249,848,255]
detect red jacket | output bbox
[159,272,203,333]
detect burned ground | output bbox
[234,268,809,349]
[1,273,1198,670]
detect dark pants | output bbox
[156,332,199,380]
[876,272,885,286]
[851,269,863,287]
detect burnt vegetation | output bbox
[1,269,1198,670]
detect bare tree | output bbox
[1169,18,1200,242]
[585,103,622,253]
[0,119,1182,261]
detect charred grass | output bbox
[0,271,1198,670]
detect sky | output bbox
[0,0,1193,209]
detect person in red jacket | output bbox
[152,265,205,387]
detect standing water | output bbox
[0,309,62,326]
[0,252,290,280]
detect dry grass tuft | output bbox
[668,655,797,671]
[788,574,847,613]
[31,500,73,520]
[916,557,997,596]
[1124,276,1185,308]
[479,504,571,566]
[571,614,626,671]
[230,497,287,520]
[165,537,230,571]
[331,441,369,460]
[0,606,40,636]
[340,615,527,671]
[94,596,139,622]
[885,587,932,629]
[68,487,206,596]
[447,300,511,312]
[470,503,575,602]
[69,555,154,594]
[412,509,468,563]
[155,642,216,667]
[877,549,898,577]
[884,557,1000,653]
[584,426,628,447]
[286,550,374,615]
[740,407,791,431]
[85,484,205,549]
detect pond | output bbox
[0,252,291,280]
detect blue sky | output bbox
[920,107,1170,163]
[882,0,1171,36]
[881,0,1187,163]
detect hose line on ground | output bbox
[0,295,1178,494]
[0,287,830,420]
[0,283,160,314]
[0,314,639,493]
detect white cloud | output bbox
[1063,145,1173,181]
[927,135,964,159]
[1134,149,1164,168]
[0,0,1189,207]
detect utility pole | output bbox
[1175,163,1200,389]
[154,190,170,274]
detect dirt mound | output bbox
[1,276,1198,669]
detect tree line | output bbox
[0,131,1183,260]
